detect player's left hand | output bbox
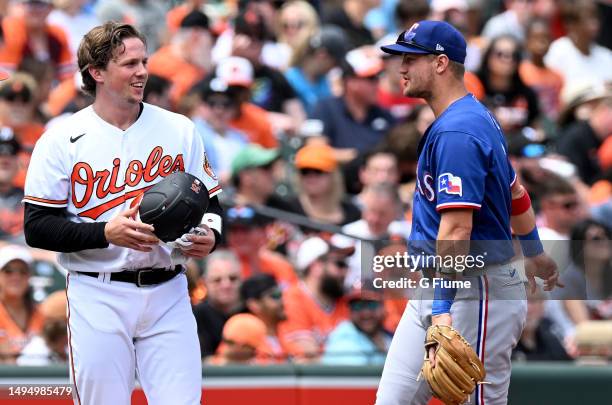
[428,313,452,368]
[177,224,216,259]
[525,252,563,293]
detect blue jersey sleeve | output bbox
[432,132,492,211]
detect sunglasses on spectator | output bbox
[209,274,240,284]
[299,168,327,176]
[1,267,29,276]
[349,300,381,312]
[3,94,31,103]
[227,206,256,221]
[282,20,305,31]
[223,338,256,351]
[553,200,579,210]
[206,98,234,109]
[323,256,348,268]
[492,49,520,61]
[263,288,283,300]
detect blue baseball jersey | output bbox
[409,94,516,264]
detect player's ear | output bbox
[88,66,104,85]
[434,54,449,75]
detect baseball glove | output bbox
[134,171,210,242]
[420,324,486,405]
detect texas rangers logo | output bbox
[404,23,419,42]
[438,173,463,196]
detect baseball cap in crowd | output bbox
[0,76,34,103]
[559,80,612,126]
[240,273,279,301]
[0,128,21,156]
[215,56,254,88]
[180,10,210,30]
[296,236,355,272]
[380,20,467,64]
[225,205,270,228]
[294,143,337,173]
[231,144,279,176]
[346,287,383,305]
[309,25,348,62]
[431,0,468,14]
[0,245,33,271]
[342,46,384,79]
[222,313,267,349]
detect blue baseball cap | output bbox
[380,20,467,64]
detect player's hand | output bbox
[104,204,159,252]
[178,224,216,259]
[429,314,453,368]
[525,252,563,293]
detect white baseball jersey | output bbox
[24,103,221,272]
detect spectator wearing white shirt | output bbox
[544,0,612,87]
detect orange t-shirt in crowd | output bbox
[230,103,278,149]
[464,72,485,101]
[0,302,44,362]
[519,61,564,119]
[11,123,45,189]
[383,298,408,333]
[278,282,349,357]
[166,4,191,34]
[239,249,298,289]
[47,78,78,117]
[0,16,75,80]
[147,45,206,108]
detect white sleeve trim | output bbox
[436,201,482,210]
[202,213,222,235]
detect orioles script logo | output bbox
[71,146,184,219]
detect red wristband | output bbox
[511,191,531,216]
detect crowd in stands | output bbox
[0,0,610,366]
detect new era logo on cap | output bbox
[436,44,445,51]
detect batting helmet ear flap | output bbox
[138,171,210,242]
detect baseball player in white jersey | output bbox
[23,22,222,404]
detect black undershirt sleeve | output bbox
[24,195,224,253]
[24,203,109,253]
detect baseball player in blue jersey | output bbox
[376,21,561,405]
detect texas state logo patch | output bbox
[438,173,463,196]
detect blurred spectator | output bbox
[17,289,67,365]
[142,74,171,111]
[193,250,243,358]
[285,25,347,115]
[333,182,408,289]
[519,17,564,121]
[95,0,165,52]
[230,145,282,207]
[166,0,206,35]
[278,236,353,359]
[538,174,588,241]
[555,82,611,185]
[17,57,55,123]
[512,289,572,361]
[241,273,289,362]
[286,143,361,228]
[47,0,99,57]
[225,206,298,287]
[380,120,421,185]
[191,75,248,184]
[277,0,321,67]
[231,10,306,134]
[478,35,541,145]
[312,46,394,154]
[0,0,74,80]
[208,313,267,365]
[0,129,24,244]
[148,10,213,109]
[554,219,612,302]
[355,150,400,207]
[44,73,93,127]
[0,245,43,364]
[215,56,277,148]
[322,288,392,365]
[544,0,612,87]
[323,0,378,48]
[0,74,45,189]
[482,0,535,42]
